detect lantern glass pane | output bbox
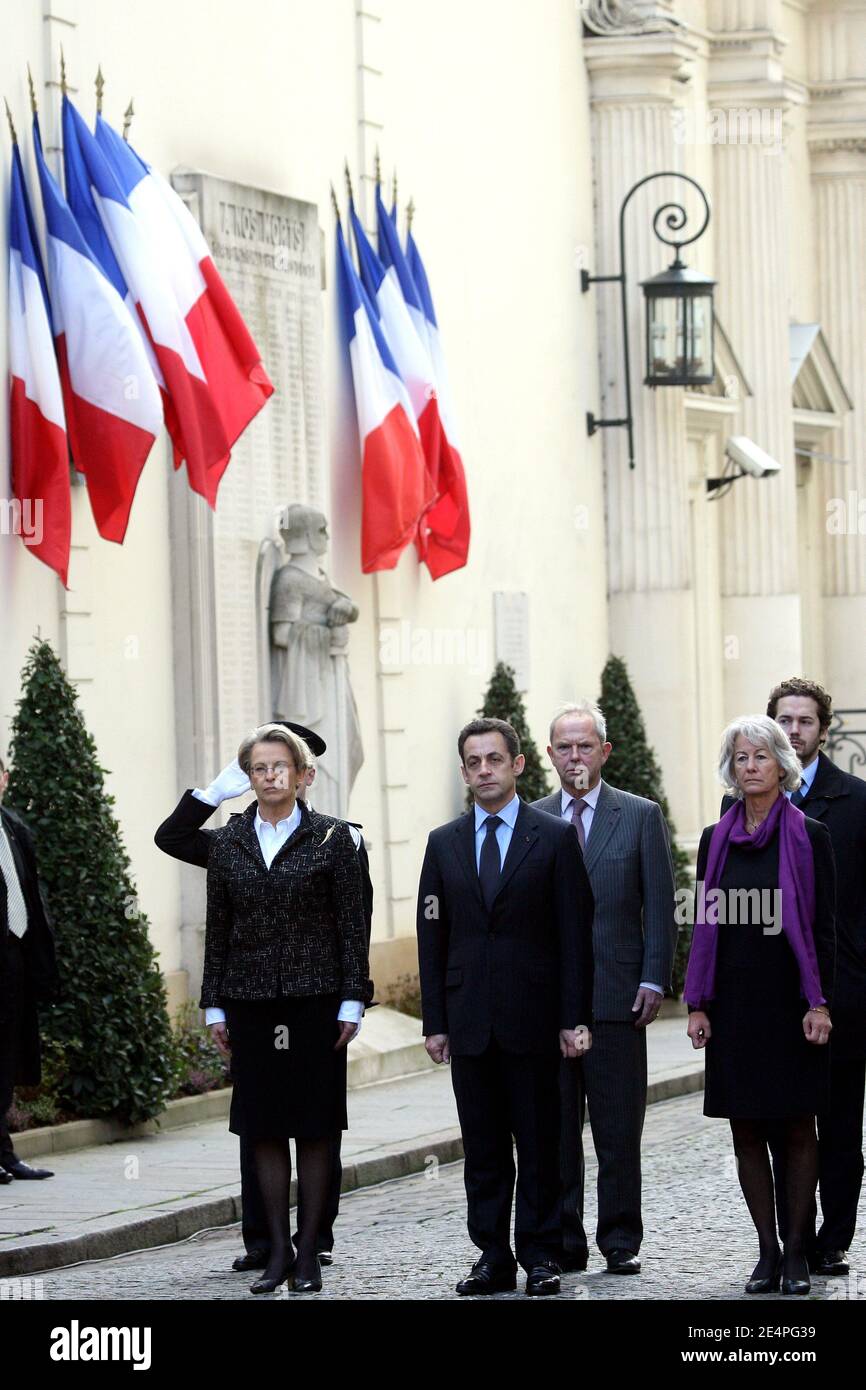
[648,296,678,378]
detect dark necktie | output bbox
[479,814,503,910]
[791,787,807,808]
[570,797,588,850]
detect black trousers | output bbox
[0,934,26,1164]
[450,1039,561,1271]
[240,1129,344,1254]
[772,1050,866,1254]
[560,1022,647,1257]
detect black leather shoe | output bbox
[782,1253,811,1296]
[2,1160,54,1180]
[558,1250,589,1272]
[606,1248,641,1274]
[0,1171,12,1185]
[318,1251,334,1267]
[250,1258,295,1294]
[292,1256,323,1293]
[745,1256,782,1294]
[232,1249,269,1272]
[525,1262,561,1297]
[812,1249,848,1277]
[456,1260,517,1296]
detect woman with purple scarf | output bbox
[685,715,835,1297]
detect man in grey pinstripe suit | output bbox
[533,700,676,1274]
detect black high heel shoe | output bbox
[781,1253,811,1296]
[250,1257,295,1295]
[292,1255,323,1293]
[745,1255,782,1295]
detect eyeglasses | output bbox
[250,761,294,777]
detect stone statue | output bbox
[264,504,364,818]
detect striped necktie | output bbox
[0,823,29,939]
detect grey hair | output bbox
[717,714,802,798]
[549,700,607,746]
[237,722,313,775]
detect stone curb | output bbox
[0,1131,465,1278]
[11,1040,434,1162]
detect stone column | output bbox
[807,2,866,709]
[584,10,706,837]
[707,12,806,716]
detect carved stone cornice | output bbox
[584,29,698,104]
[581,0,680,36]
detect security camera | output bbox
[724,435,781,479]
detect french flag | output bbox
[33,115,163,544]
[335,218,429,572]
[406,221,470,578]
[61,97,232,507]
[349,199,437,509]
[93,109,273,503]
[7,133,70,585]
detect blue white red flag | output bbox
[335,218,429,572]
[7,132,70,583]
[94,112,273,500]
[33,112,162,544]
[405,219,470,577]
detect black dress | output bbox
[699,822,835,1120]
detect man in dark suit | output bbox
[417,717,594,1297]
[735,678,866,1276]
[533,700,676,1275]
[154,722,373,1270]
[0,755,58,1181]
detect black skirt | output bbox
[223,994,347,1139]
[703,839,829,1120]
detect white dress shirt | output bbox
[558,780,662,998]
[205,801,362,1031]
[786,756,819,801]
[473,792,521,870]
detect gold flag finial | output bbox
[60,47,67,96]
[344,158,354,204]
[5,99,17,144]
[391,168,398,211]
[27,64,37,114]
[406,196,415,232]
[123,98,134,141]
[95,64,104,114]
[330,182,341,223]
[374,147,381,187]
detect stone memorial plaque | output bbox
[493,591,530,692]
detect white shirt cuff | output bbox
[205,1007,226,1025]
[338,1000,363,1026]
[639,982,664,995]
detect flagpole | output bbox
[123,99,134,141]
[4,98,17,144]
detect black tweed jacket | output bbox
[199,800,369,1008]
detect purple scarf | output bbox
[684,794,826,1010]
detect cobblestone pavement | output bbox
[30,1093,866,1301]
